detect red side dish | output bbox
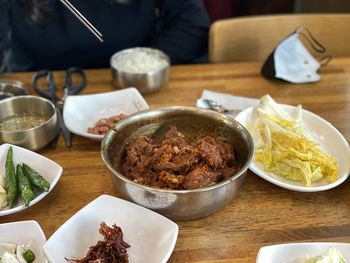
[66,222,130,263]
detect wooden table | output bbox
[1,57,350,262]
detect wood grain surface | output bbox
[1,58,350,262]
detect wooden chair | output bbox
[209,14,350,63]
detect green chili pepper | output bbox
[17,164,35,207]
[22,163,50,192]
[22,249,36,263]
[4,146,18,208]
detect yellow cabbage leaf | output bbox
[252,95,338,187]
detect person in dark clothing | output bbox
[0,0,210,72]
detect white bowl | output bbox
[235,104,350,192]
[0,143,63,216]
[43,194,179,263]
[0,220,47,262]
[256,242,350,263]
[63,88,149,141]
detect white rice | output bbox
[112,49,168,74]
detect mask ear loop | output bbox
[318,55,332,67]
[296,26,332,67]
[297,26,326,53]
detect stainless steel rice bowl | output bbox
[110,47,170,93]
[101,106,254,220]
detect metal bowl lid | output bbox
[0,80,28,101]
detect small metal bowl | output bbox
[110,47,170,93]
[101,106,254,220]
[0,80,28,101]
[0,96,59,151]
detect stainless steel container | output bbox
[0,96,59,151]
[101,106,254,220]
[110,47,170,93]
[0,80,28,100]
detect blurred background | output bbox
[202,0,350,22]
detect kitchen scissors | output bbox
[32,67,87,148]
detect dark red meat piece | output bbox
[121,126,240,190]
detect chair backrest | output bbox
[209,14,350,63]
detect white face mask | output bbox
[261,28,330,84]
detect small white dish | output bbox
[0,143,63,216]
[63,88,149,141]
[235,104,350,192]
[256,242,350,263]
[0,220,48,262]
[43,194,179,263]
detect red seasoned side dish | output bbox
[66,222,130,263]
[87,114,126,135]
[121,126,240,190]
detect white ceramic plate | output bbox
[256,242,350,263]
[63,88,149,141]
[0,220,48,262]
[235,104,350,192]
[0,143,62,216]
[43,194,179,263]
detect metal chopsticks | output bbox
[59,0,103,42]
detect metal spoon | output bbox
[198,98,242,116]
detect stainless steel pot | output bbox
[0,80,28,100]
[101,106,254,220]
[0,96,59,151]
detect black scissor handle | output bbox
[32,69,58,102]
[64,67,87,95]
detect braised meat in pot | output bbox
[121,126,240,190]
